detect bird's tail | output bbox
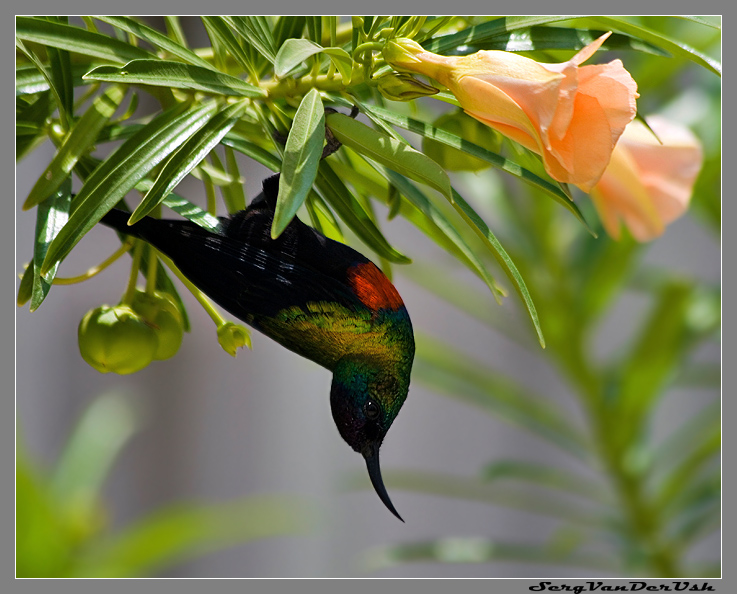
[99,209,148,238]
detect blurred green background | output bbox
[16,16,720,577]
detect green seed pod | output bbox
[422,110,502,172]
[78,305,157,374]
[129,291,184,361]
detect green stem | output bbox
[145,243,158,294]
[52,240,133,285]
[121,240,144,305]
[157,252,227,327]
[264,70,365,100]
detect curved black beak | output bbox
[364,444,404,522]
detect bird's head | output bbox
[330,357,409,521]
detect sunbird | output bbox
[101,173,415,520]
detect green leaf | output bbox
[329,154,500,296]
[29,179,72,312]
[16,62,101,96]
[481,459,608,503]
[15,39,68,126]
[422,16,584,54]
[51,392,138,515]
[130,100,249,224]
[223,16,277,63]
[17,263,33,307]
[362,105,590,233]
[401,262,537,351]
[41,101,218,275]
[656,426,720,512]
[16,16,153,64]
[446,26,669,55]
[274,16,306,47]
[222,147,247,212]
[16,449,74,577]
[381,168,505,304]
[415,336,587,457]
[274,39,324,77]
[41,18,74,126]
[221,133,281,171]
[326,112,452,202]
[361,536,617,573]
[274,39,352,81]
[272,89,325,238]
[93,16,215,70]
[201,16,254,75]
[350,469,605,527]
[316,161,411,264]
[25,85,127,210]
[84,60,267,97]
[616,281,694,433]
[586,16,721,76]
[71,496,311,577]
[450,189,545,348]
[161,194,221,232]
[16,91,55,160]
[305,16,323,44]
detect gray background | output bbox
[15,17,721,579]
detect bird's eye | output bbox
[364,400,381,421]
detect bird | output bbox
[100,173,415,521]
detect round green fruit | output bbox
[130,291,184,360]
[78,305,157,374]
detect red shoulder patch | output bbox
[346,263,404,311]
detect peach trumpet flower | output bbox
[589,115,704,242]
[384,33,639,191]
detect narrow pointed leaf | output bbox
[16,16,153,64]
[30,179,72,311]
[201,16,254,74]
[317,162,411,264]
[51,393,138,512]
[41,102,218,275]
[326,112,452,202]
[586,16,721,76]
[161,194,221,232]
[16,62,102,96]
[16,91,55,161]
[353,470,604,527]
[221,133,281,171]
[130,100,248,224]
[363,537,617,573]
[17,263,33,307]
[450,189,544,347]
[272,89,324,238]
[415,336,585,455]
[223,16,277,63]
[363,105,591,232]
[93,16,215,70]
[274,16,307,46]
[70,496,311,578]
[84,60,267,97]
[25,85,127,210]
[41,18,74,125]
[380,167,506,304]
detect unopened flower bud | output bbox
[376,73,439,101]
[382,38,426,70]
[217,322,251,357]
